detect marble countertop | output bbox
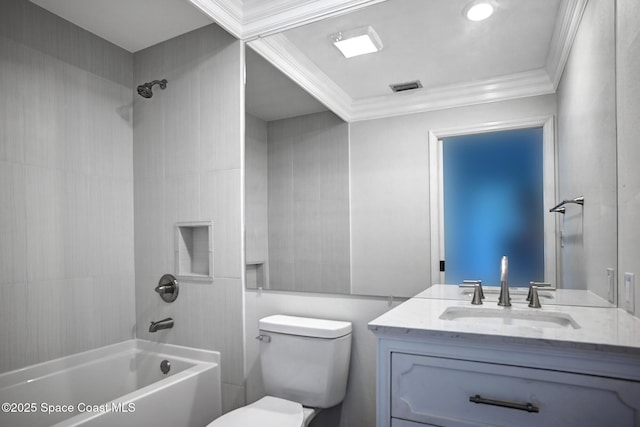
[369,293,640,355]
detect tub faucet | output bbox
[497,256,511,307]
[149,317,174,333]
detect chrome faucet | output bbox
[149,317,174,333]
[497,256,511,307]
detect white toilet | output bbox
[208,314,352,427]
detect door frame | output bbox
[428,116,557,285]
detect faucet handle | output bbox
[463,280,484,299]
[155,274,179,303]
[527,282,552,301]
[528,286,542,308]
[462,280,484,305]
[471,285,483,305]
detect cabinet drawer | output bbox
[392,418,436,427]
[392,352,640,427]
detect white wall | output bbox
[349,94,557,297]
[133,24,245,413]
[245,290,402,427]
[616,0,640,317]
[0,0,135,373]
[556,0,617,300]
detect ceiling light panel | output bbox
[330,25,383,58]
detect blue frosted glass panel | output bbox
[443,127,544,286]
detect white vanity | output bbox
[369,288,640,427]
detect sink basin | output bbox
[439,306,580,329]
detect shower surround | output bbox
[0,0,135,373]
[132,24,245,414]
[1,0,246,416]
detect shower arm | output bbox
[147,79,167,89]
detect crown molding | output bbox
[349,70,555,121]
[190,0,385,40]
[250,36,555,123]
[194,0,584,122]
[189,0,244,39]
[545,0,589,89]
[241,0,386,39]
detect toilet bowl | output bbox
[206,315,352,427]
[206,396,318,427]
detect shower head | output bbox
[137,85,153,98]
[136,79,167,99]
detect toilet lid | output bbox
[207,396,303,427]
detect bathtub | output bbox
[0,340,221,427]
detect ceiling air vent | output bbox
[390,80,423,93]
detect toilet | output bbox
[208,314,352,427]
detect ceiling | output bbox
[29,0,587,123]
[282,0,560,100]
[29,0,212,52]
[248,0,585,121]
[246,48,327,122]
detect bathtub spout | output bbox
[149,317,174,332]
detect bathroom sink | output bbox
[439,306,580,329]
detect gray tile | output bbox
[200,169,242,279]
[222,382,245,414]
[0,162,27,285]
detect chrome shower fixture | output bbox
[549,195,584,214]
[136,79,167,98]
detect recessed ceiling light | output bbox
[465,2,495,21]
[330,26,383,59]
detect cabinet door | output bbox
[391,352,640,427]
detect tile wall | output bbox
[245,113,269,287]
[266,111,350,294]
[0,0,135,373]
[132,24,245,413]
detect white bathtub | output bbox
[0,340,221,427]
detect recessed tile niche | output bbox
[175,222,213,281]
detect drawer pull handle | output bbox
[469,394,539,413]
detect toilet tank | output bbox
[258,315,352,408]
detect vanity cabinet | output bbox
[391,352,640,427]
[370,314,640,427]
[369,297,640,427]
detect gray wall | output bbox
[0,0,135,373]
[617,0,640,317]
[133,25,245,413]
[349,95,557,297]
[245,113,269,288]
[267,111,351,294]
[556,0,617,299]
